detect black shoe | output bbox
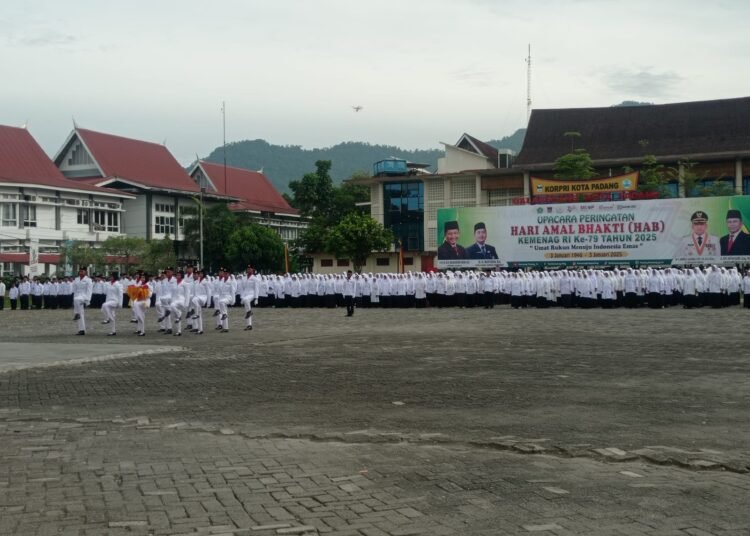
[107,332,116,336]
[245,310,252,319]
[165,329,172,334]
[187,309,194,316]
[221,313,227,320]
[244,325,253,331]
[76,330,85,335]
[191,315,199,320]
[138,332,145,337]
[73,314,80,321]
[101,320,111,324]
[221,329,229,333]
[130,319,138,323]
[174,332,181,336]
[157,311,170,322]
[196,330,204,335]
[175,316,182,323]
[158,328,165,332]
[213,310,220,317]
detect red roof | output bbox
[0,125,125,195]
[196,161,298,215]
[75,128,200,193]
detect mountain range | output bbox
[202,128,527,194]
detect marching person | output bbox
[101,272,123,336]
[0,278,5,311]
[190,269,211,334]
[238,265,260,331]
[130,273,152,336]
[72,267,93,335]
[157,267,177,334]
[170,270,190,336]
[216,267,236,332]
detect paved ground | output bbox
[0,305,749,535]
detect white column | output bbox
[678,162,686,198]
[735,158,743,195]
[523,171,530,198]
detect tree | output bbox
[553,148,598,180]
[324,213,392,273]
[58,241,105,275]
[680,160,735,197]
[101,235,146,273]
[182,203,237,271]
[288,160,334,218]
[226,223,285,273]
[140,237,177,274]
[630,154,676,198]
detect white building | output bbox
[189,160,306,243]
[53,127,236,260]
[0,125,135,276]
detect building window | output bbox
[155,203,175,213]
[77,209,89,225]
[744,177,750,195]
[336,259,350,267]
[376,257,390,266]
[155,215,175,235]
[93,211,119,232]
[450,178,477,206]
[320,259,333,267]
[21,205,36,227]
[488,188,523,206]
[178,205,197,228]
[403,257,414,266]
[383,181,424,252]
[1,204,17,227]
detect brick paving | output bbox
[1,306,749,535]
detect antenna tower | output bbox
[222,101,227,193]
[525,44,532,124]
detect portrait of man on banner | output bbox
[720,209,750,256]
[465,222,498,260]
[674,210,720,259]
[437,220,468,260]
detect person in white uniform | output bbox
[72,268,93,335]
[100,272,123,336]
[238,266,260,331]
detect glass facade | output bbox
[383,181,424,251]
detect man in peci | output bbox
[720,209,750,256]
[437,220,468,260]
[465,222,499,260]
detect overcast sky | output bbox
[2,0,748,164]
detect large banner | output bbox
[436,195,750,268]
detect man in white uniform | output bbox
[238,266,260,331]
[101,272,123,336]
[72,268,93,335]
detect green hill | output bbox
[203,129,526,193]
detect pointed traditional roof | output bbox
[0,125,131,197]
[56,128,201,193]
[192,161,298,216]
[515,96,750,168]
[458,133,500,162]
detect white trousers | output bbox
[73,297,87,332]
[241,295,256,327]
[191,295,208,332]
[218,296,233,329]
[170,298,187,333]
[133,300,148,334]
[101,299,119,333]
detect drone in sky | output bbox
[352,105,363,112]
